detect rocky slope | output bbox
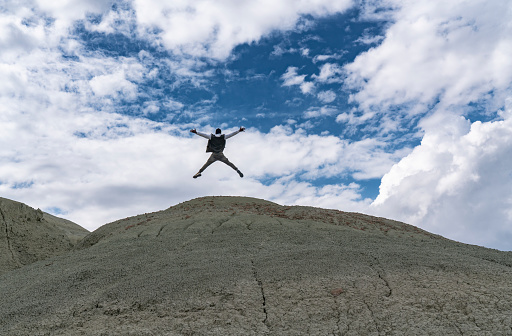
[1,196,512,335]
[0,197,88,276]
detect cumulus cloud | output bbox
[281,66,306,86]
[317,90,336,103]
[271,44,298,57]
[312,53,344,63]
[372,107,512,250]
[313,63,344,83]
[335,0,512,250]
[281,66,315,94]
[232,126,403,181]
[255,178,372,213]
[89,72,138,100]
[304,106,337,118]
[132,0,354,59]
[282,63,346,95]
[344,0,512,112]
[354,33,384,45]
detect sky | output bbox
[1,0,511,251]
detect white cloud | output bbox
[142,102,160,115]
[282,66,306,86]
[0,11,53,63]
[317,90,336,103]
[304,106,337,118]
[300,81,315,94]
[372,108,512,250]
[281,66,315,94]
[34,0,110,22]
[271,44,298,57]
[231,126,402,181]
[132,0,354,59]
[85,6,135,36]
[281,63,345,97]
[89,72,138,100]
[30,0,112,41]
[344,0,512,112]
[354,33,384,45]
[165,99,185,111]
[335,109,376,126]
[313,63,344,83]
[338,0,512,250]
[312,53,344,63]
[256,178,372,213]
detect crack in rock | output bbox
[251,260,269,328]
[0,207,21,267]
[478,256,512,268]
[363,300,380,334]
[331,295,343,335]
[156,224,167,237]
[183,221,196,231]
[364,252,392,298]
[212,215,236,234]
[378,272,392,298]
[452,321,464,335]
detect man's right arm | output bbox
[190,129,211,139]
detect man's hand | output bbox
[190,129,197,134]
[239,127,245,132]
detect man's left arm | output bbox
[225,127,245,139]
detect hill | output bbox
[1,196,512,335]
[0,197,88,276]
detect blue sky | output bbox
[1,0,512,250]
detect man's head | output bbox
[216,128,222,134]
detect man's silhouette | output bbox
[190,127,245,178]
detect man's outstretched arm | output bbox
[190,129,211,139]
[225,127,245,139]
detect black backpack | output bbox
[206,134,226,153]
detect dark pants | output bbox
[199,152,239,173]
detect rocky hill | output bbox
[1,196,512,335]
[0,197,88,276]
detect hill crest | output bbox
[78,196,442,249]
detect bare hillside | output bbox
[1,196,511,335]
[0,197,88,276]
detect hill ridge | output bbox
[79,196,443,250]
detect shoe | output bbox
[193,173,201,178]
[237,170,244,178]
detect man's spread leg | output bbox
[194,153,218,178]
[218,153,243,177]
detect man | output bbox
[190,127,245,178]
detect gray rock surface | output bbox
[1,196,512,335]
[0,197,89,276]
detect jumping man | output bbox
[190,127,245,178]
